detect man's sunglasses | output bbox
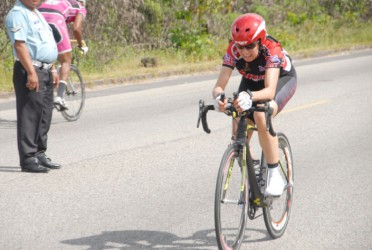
[235,41,259,50]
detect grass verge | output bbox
[1,21,372,93]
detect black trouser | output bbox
[13,61,54,167]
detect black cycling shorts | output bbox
[238,68,297,121]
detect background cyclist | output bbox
[212,13,297,196]
[38,0,88,110]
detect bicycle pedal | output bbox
[265,194,280,199]
[54,104,62,111]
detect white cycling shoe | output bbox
[265,167,285,196]
[54,96,68,110]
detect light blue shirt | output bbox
[5,0,58,63]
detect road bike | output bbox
[54,40,86,121]
[197,93,294,250]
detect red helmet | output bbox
[231,13,266,46]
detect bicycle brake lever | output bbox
[265,103,270,131]
[265,103,277,136]
[220,92,225,102]
[197,100,204,128]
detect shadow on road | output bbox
[61,228,270,249]
[0,166,20,173]
[0,118,16,129]
[0,117,68,129]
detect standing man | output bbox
[5,0,62,173]
[38,0,88,110]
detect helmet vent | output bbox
[245,28,250,32]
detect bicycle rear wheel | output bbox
[60,65,85,121]
[215,144,248,250]
[263,132,294,238]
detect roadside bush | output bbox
[0,0,371,91]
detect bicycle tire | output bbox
[215,144,248,250]
[60,65,85,121]
[263,132,294,238]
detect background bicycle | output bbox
[197,93,294,250]
[54,40,86,122]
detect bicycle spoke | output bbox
[215,145,247,250]
[221,198,243,205]
[263,133,294,239]
[60,65,85,121]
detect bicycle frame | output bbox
[222,155,245,205]
[198,94,294,246]
[235,114,292,215]
[197,95,278,209]
[235,116,268,210]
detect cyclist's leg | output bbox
[54,17,72,98]
[231,117,258,161]
[262,73,297,161]
[57,52,72,97]
[240,65,278,166]
[274,72,297,114]
[254,107,279,165]
[254,102,283,196]
[257,73,297,196]
[236,77,262,160]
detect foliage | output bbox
[0,0,372,91]
[141,0,164,44]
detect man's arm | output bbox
[14,40,39,91]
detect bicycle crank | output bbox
[248,191,257,219]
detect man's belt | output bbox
[31,60,53,70]
[16,59,53,70]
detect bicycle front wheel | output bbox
[215,144,248,250]
[263,132,294,238]
[61,65,85,121]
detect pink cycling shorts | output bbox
[42,13,72,54]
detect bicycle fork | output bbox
[221,151,246,206]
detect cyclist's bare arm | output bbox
[213,66,233,98]
[72,13,85,47]
[253,67,280,102]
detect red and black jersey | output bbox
[222,36,295,91]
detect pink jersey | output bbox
[38,0,87,54]
[38,0,87,23]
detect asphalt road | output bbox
[0,50,371,250]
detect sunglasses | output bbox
[235,42,259,50]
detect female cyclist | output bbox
[212,13,297,196]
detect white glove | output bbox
[214,94,223,112]
[237,91,252,111]
[79,46,89,55]
[79,40,89,55]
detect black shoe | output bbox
[22,158,49,173]
[37,155,61,169]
